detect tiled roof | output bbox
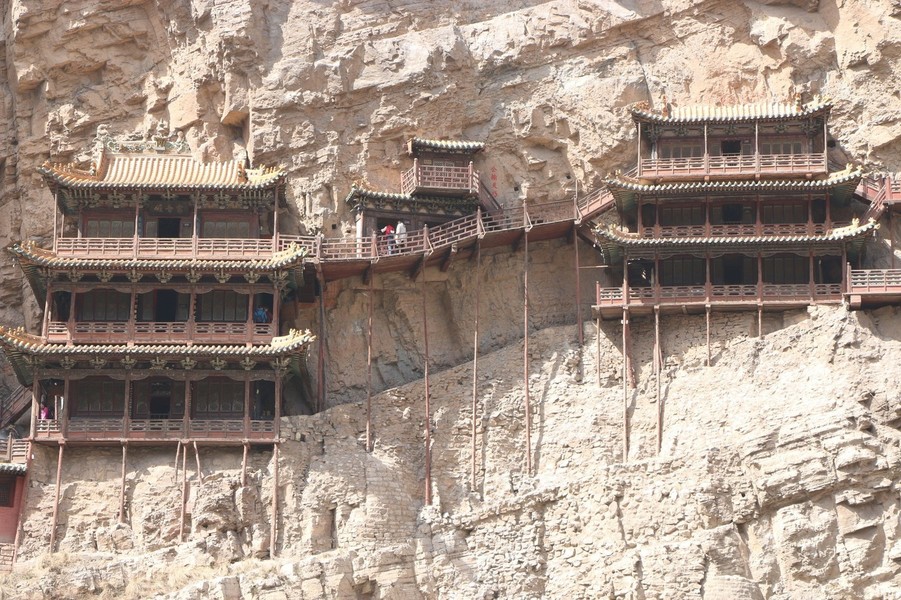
[0,326,313,386]
[0,325,312,356]
[408,138,485,155]
[344,186,479,215]
[593,218,878,247]
[605,166,863,196]
[0,463,26,475]
[8,241,307,271]
[39,152,286,191]
[631,97,832,124]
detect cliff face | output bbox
[2,1,901,598]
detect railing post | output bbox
[423,225,430,253]
[371,233,378,260]
[476,208,485,237]
[316,233,323,262]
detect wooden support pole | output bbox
[706,305,712,367]
[13,442,34,566]
[179,442,187,541]
[891,211,896,269]
[317,273,327,412]
[270,443,279,558]
[366,274,374,452]
[241,442,248,487]
[118,443,127,523]
[596,316,602,387]
[471,243,481,493]
[758,305,764,338]
[523,229,532,476]
[193,440,202,482]
[622,308,629,463]
[48,444,64,553]
[574,226,583,352]
[655,307,662,455]
[174,440,181,477]
[422,286,432,506]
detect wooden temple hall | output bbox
[592,98,885,326]
[0,132,315,557]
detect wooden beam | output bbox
[469,240,482,262]
[179,442,187,541]
[523,229,532,476]
[440,243,458,272]
[118,443,128,523]
[422,287,432,505]
[706,305,712,367]
[193,440,203,483]
[366,274,374,452]
[270,443,279,558]
[471,243,481,496]
[241,442,248,487]
[655,307,662,455]
[622,308,630,463]
[48,444,65,553]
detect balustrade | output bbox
[595,280,841,307]
[47,320,275,344]
[639,153,826,178]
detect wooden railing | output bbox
[0,439,28,464]
[47,321,276,344]
[0,544,13,572]
[638,153,827,178]
[596,281,842,307]
[638,222,843,239]
[401,162,478,195]
[0,386,30,430]
[55,236,287,260]
[576,188,616,221]
[35,417,276,441]
[848,269,901,294]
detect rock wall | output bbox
[2,0,901,598]
[6,306,901,599]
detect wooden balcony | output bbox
[34,417,276,444]
[595,281,842,318]
[847,268,901,308]
[46,321,275,345]
[638,222,842,239]
[638,153,827,180]
[53,235,314,260]
[0,439,28,465]
[401,161,479,196]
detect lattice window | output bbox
[763,254,809,284]
[759,141,804,155]
[197,291,248,322]
[659,256,706,286]
[202,220,252,239]
[71,377,126,416]
[193,378,244,418]
[659,205,705,227]
[77,290,131,321]
[85,218,135,238]
[761,203,807,224]
[659,143,703,159]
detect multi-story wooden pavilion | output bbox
[592,98,880,322]
[0,129,313,447]
[345,138,502,248]
[0,127,314,554]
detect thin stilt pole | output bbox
[241,442,248,487]
[179,442,187,541]
[523,229,532,476]
[574,227,583,350]
[596,316,602,386]
[318,274,327,412]
[48,444,64,553]
[119,443,128,523]
[655,307,662,454]
[758,306,764,338]
[13,442,34,565]
[193,441,202,482]
[366,274,374,452]
[270,443,279,557]
[706,305,711,367]
[422,286,432,505]
[622,308,629,463]
[891,211,896,269]
[174,441,181,479]
[471,243,481,493]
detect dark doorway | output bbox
[157,218,181,238]
[155,290,178,321]
[721,140,742,155]
[149,381,172,418]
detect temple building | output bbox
[591,98,883,324]
[0,129,313,555]
[344,137,502,247]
